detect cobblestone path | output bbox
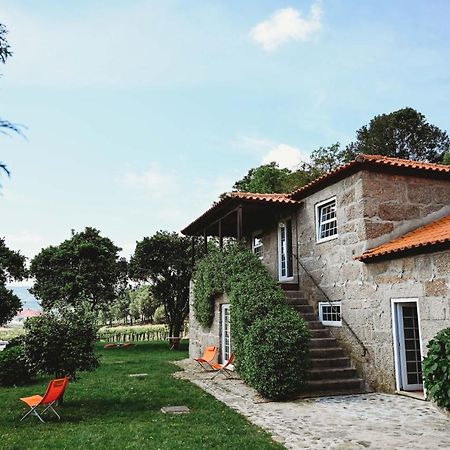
[174,359,450,450]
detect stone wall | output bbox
[295,170,450,391]
[189,282,229,363]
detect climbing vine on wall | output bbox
[193,244,311,400]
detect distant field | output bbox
[0,327,24,341]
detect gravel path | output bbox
[174,359,450,450]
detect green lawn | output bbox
[0,341,282,450]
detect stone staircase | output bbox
[284,290,367,396]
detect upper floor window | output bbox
[316,197,338,243]
[252,233,263,259]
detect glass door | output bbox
[278,219,293,281]
[221,304,231,364]
[395,302,423,391]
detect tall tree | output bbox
[30,227,128,312]
[233,162,291,193]
[0,238,27,325]
[345,107,450,163]
[129,231,193,348]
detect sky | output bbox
[1,0,450,265]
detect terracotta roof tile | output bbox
[356,214,450,262]
[290,154,450,200]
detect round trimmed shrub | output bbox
[241,307,310,400]
[423,327,450,409]
[0,342,35,386]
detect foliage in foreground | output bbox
[22,307,99,380]
[0,341,34,386]
[423,327,450,409]
[0,342,282,450]
[194,245,310,400]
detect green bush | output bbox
[423,327,450,409]
[193,244,311,400]
[23,307,99,380]
[0,342,34,386]
[241,307,310,399]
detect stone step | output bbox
[285,297,309,306]
[292,304,315,314]
[299,312,318,322]
[310,328,331,339]
[310,357,351,369]
[307,377,365,392]
[284,290,305,297]
[308,367,358,381]
[310,337,338,349]
[307,320,324,330]
[310,347,345,358]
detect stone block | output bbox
[365,220,394,239]
[378,203,420,222]
[425,278,449,297]
[432,251,450,276]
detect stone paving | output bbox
[174,359,450,450]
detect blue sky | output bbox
[1,0,450,263]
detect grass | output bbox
[0,327,24,341]
[0,341,282,450]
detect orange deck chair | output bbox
[211,352,235,379]
[20,377,70,423]
[194,346,218,371]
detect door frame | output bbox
[221,303,231,364]
[391,298,424,392]
[277,219,294,282]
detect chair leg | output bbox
[42,402,60,419]
[21,407,45,423]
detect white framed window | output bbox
[252,232,263,259]
[315,197,338,243]
[319,301,342,326]
[221,304,232,364]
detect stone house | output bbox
[181,155,450,395]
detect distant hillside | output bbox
[8,286,42,312]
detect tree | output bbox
[345,107,450,163]
[30,227,128,312]
[129,231,193,348]
[309,142,347,174]
[0,238,27,325]
[23,307,99,384]
[129,286,159,323]
[233,162,291,193]
[0,23,23,183]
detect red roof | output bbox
[16,309,41,319]
[356,214,450,262]
[290,154,450,200]
[229,192,297,204]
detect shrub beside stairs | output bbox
[284,290,368,396]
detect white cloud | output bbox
[122,164,179,199]
[249,4,322,51]
[261,144,308,169]
[3,232,46,260]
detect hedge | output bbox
[193,244,310,400]
[423,327,450,409]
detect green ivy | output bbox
[423,327,450,409]
[193,244,311,400]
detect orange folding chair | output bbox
[194,346,218,371]
[20,377,70,423]
[211,352,235,379]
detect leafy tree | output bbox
[110,292,131,324]
[23,307,99,385]
[0,23,23,183]
[0,238,27,325]
[345,107,450,163]
[30,227,128,312]
[129,286,159,323]
[129,231,193,348]
[233,162,291,193]
[310,142,347,173]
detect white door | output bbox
[278,220,293,281]
[221,304,231,364]
[394,302,423,391]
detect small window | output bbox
[252,233,263,259]
[316,197,338,243]
[319,302,342,327]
